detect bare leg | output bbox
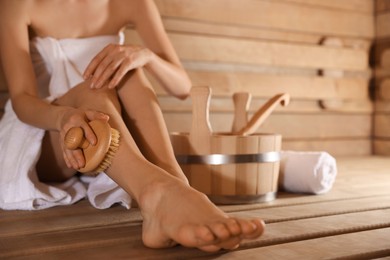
[37,78,265,251]
[36,131,75,182]
[116,69,187,182]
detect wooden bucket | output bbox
[170,87,288,204]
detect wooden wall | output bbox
[134,0,375,156]
[374,0,390,155]
[0,0,376,157]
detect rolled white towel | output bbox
[279,151,337,195]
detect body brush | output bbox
[64,120,120,175]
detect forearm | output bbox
[11,94,68,131]
[145,51,192,100]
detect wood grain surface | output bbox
[1,156,390,259]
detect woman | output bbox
[0,0,264,252]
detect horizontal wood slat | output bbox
[374,114,390,137]
[378,78,390,100]
[282,139,372,156]
[3,210,390,259]
[158,96,373,113]
[209,228,390,259]
[280,0,373,13]
[1,157,389,259]
[374,139,390,155]
[173,34,368,71]
[125,30,369,71]
[376,12,390,38]
[380,49,390,68]
[376,101,390,112]
[376,0,390,13]
[161,18,372,51]
[154,0,374,38]
[164,113,372,138]
[231,196,390,222]
[149,70,371,100]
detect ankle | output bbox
[138,178,178,212]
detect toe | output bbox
[195,225,216,244]
[248,219,265,238]
[199,244,222,252]
[237,219,263,238]
[225,218,242,236]
[217,236,241,250]
[209,222,231,241]
[239,219,265,239]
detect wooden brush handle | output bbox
[237,93,290,136]
[64,127,90,150]
[63,120,113,174]
[232,92,251,133]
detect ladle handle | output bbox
[64,127,90,150]
[190,86,212,153]
[232,92,251,133]
[237,93,290,136]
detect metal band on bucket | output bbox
[175,151,280,165]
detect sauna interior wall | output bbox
[374,0,390,155]
[0,0,376,156]
[146,0,376,157]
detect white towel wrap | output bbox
[0,35,131,210]
[279,151,337,195]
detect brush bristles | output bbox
[94,127,120,174]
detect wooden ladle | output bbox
[235,93,290,136]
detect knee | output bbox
[87,81,122,108]
[69,81,122,113]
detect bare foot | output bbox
[139,179,265,252]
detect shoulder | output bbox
[112,0,160,24]
[0,0,33,24]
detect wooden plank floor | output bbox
[1,156,390,259]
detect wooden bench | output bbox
[1,156,390,259]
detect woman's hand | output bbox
[58,107,109,170]
[83,44,153,89]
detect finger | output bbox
[90,56,115,88]
[80,121,97,146]
[63,150,72,168]
[64,149,80,170]
[108,59,132,89]
[85,110,109,122]
[96,54,131,88]
[72,149,86,169]
[83,45,112,80]
[90,46,123,88]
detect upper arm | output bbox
[130,0,182,67]
[0,0,38,100]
